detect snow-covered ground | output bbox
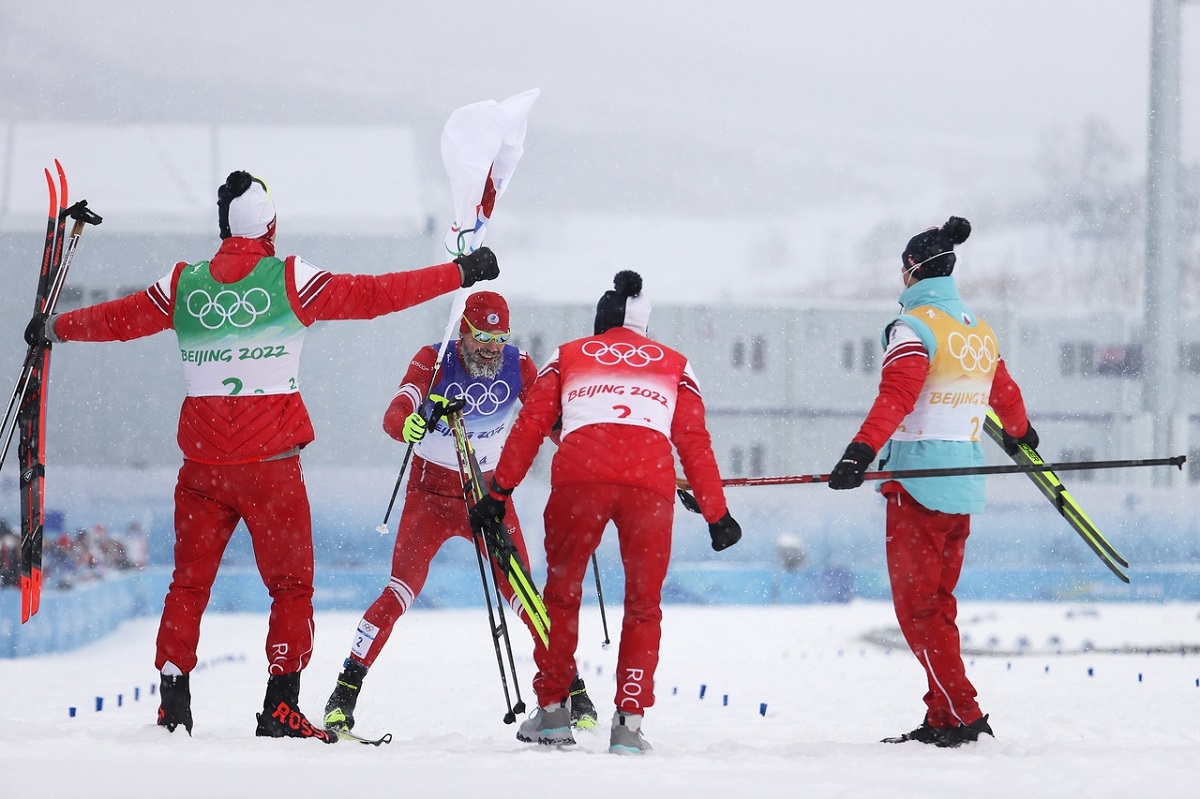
[3,602,1199,798]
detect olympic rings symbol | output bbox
[185,287,272,330]
[580,340,665,368]
[947,331,996,374]
[442,380,512,416]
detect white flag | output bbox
[440,88,540,256]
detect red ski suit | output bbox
[851,321,1030,729]
[491,325,728,714]
[52,236,460,675]
[347,343,541,667]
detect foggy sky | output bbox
[3,1,1197,219]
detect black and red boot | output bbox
[255,672,337,743]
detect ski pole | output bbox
[375,440,417,535]
[449,407,527,723]
[591,553,611,650]
[375,291,470,535]
[675,455,1187,491]
[468,519,525,723]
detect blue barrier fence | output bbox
[4,560,1200,658]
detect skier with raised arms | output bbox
[22,171,499,742]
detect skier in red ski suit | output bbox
[828,217,1036,748]
[23,171,500,742]
[322,291,597,733]
[470,270,742,754]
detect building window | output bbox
[1096,344,1142,377]
[58,286,84,311]
[749,444,766,476]
[732,337,766,371]
[1060,340,1140,378]
[841,341,855,371]
[1060,447,1096,483]
[1182,343,1200,376]
[1060,342,1076,376]
[750,336,766,371]
[861,338,876,373]
[1078,342,1095,376]
[527,334,545,366]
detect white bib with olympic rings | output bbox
[557,330,687,439]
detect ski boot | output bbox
[255,672,337,743]
[935,714,994,748]
[156,672,193,736]
[324,658,368,732]
[569,675,598,729]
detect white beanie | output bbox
[217,171,276,240]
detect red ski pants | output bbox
[156,457,315,676]
[350,482,540,668]
[532,483,672,715]
[884,485,982,727]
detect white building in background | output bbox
[0,124,1195,485]
[0,122,428,235]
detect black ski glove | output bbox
[828,442,875,490]
[1002,423,1039,456]
[455,246,499,287]
[708,512,742,552]
[469,491,507,533]
[24,313,54,347]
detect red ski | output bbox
[0,161,101,621]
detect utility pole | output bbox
[1142,0,1185,485]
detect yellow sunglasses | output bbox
[462,315,511,344]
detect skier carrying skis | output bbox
[323,290,597,733]
[22,171,499,742]
[470,270,742,754]
[827,216,1037,748]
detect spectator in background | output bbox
[0,521,20,588]
[122,521,149,570]
[43,533,78,590]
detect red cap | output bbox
[460,291,509,335]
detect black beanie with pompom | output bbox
[594,270,650,335]
[902,216,971,280]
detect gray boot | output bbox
[609,711,652,754]
[516,697,575,746]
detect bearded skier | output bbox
[323,291,597,734]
